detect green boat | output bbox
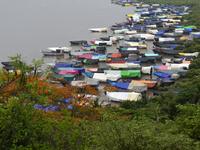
[50,74,76,81]
[121,70,141,78]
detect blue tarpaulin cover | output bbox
[109,82,129,90]
[54,63,73,68]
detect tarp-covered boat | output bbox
[155,69,188,77]
[56,67,85,74]
[107,63,140,69]
[61,80,99,88]
[109,82,147,92]
[47,63,73,68]
[104,70,141,78]
[50,74,76,81]
[84,72,121,82]
[131,80,158,88]
[154,72,180,80]
[106,92,142,102]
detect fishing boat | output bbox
[47,47,72,53]
[89,27,107,32]
[69,40,88,45]
[90,40,112,46]
[40,50,64,56]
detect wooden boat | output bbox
[106,91,142,102]
[40,50,64,56]
[89,27,107,32]
[47,47,72,53]
[1,61,14,66]
[131,80,158,88]
[69,40,87,45]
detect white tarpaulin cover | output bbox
[93,73,121,82]
[107,63,140,69]
[107,92,142,102]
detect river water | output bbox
[0,0,135,64]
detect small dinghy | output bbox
[106,91,142,102]
[69,40,88,45]
[109,82,147,92]
[89,27,107,32]
[84,72,121,82]
[40,50,64,56]
[47,47,72,53]
[90,40,112,46]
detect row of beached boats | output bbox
[2,2,197,104]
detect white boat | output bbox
[156,37,175,42]
[48,47,72,53]
[124,30,137,35]
[147,29,159,35]
[89,27,107,32]
[114,29,129,34]
[106,92,142,102]
[146,25,157,28]
[90,40,112,46]
[107,63,140,69]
